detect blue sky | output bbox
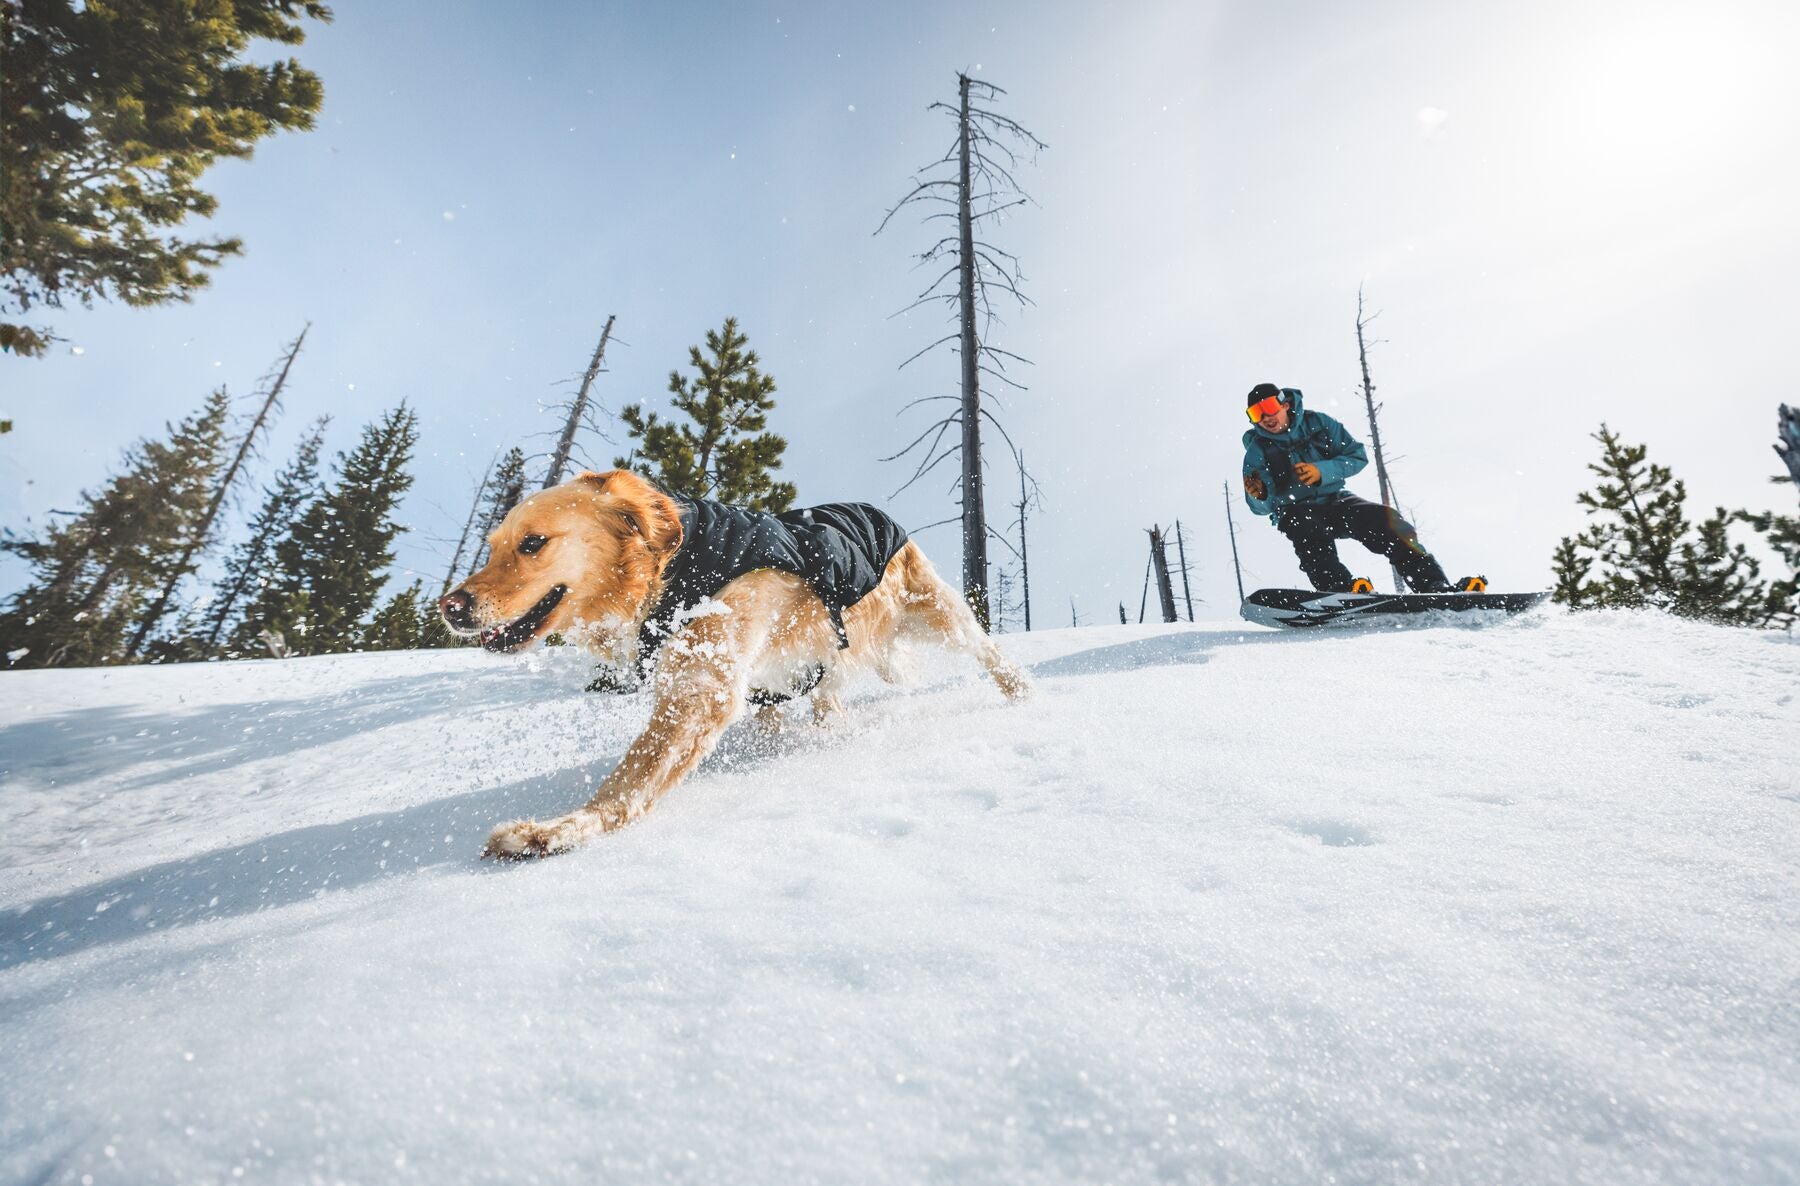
[5,0,1799,623]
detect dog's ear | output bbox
[621,492,683,556]
[581,470,682,556]
[572,470,620,493]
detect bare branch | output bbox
[907,514,962,535]
[889,430,963,498]
[970,197,1029,223]
[978,364,1029,393]
[979,344,1034,367]
[910,263,960,302]
[874,179,963,235]
[896,394,961,415]
[879,413,960,463]
[895,331,959,370]
[980,406,1022,458]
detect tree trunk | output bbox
[1174,518,1194,621]
[544,315,615,489]
[1149,526,1178,623]
[126,326,308,659]
[1223,481,1246,604]
[956,74,989,630]
[1356,287,1405,592]
[1016,453,1031,631]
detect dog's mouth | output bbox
[478,584,567,653]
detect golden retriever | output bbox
[439,469,1028,859]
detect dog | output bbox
[438,469,1028,859]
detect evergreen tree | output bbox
[2,1,331,356]
[235,404,418,656]
[1553,425,1773,625]
[1735,509,1799,629]
[617,318,796,512]
[1669,509,1769,626]
[201,416,329,655]
[470,446,530,571]
[364,581,427,651]
[0,389,232,666]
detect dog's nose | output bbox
[440,588,476,630]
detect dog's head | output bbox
[439,470,683,653]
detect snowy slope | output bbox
[2,613,1797,1186]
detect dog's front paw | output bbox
[482,815,585,861]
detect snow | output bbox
[2,612,1797,1185]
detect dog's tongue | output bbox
[478,623,504,647]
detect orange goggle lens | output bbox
[1247,395,1283,422]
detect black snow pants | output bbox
[1276,493,1451,593]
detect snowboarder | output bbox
[1240,382,1479,594]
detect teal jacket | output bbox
[1241,388,1369,519]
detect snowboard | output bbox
[1240,587,1551,630]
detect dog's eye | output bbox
[518,534,549,556]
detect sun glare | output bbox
[1572,9,1764,170]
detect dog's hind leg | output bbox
[893,542,1029,700]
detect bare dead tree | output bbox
[1223,481,1246,603]
[1008,448,1043,631]
[544,315,617,489]
[877,72,1044,632]
[1148,526,1178,623]
[1173,519,1195,621]
[1069,597,1082,628]
[442,451,497,595]
[1138,550,1152,623]
[125,325,308,659]
[993,566,1014,633]
[1356,285,1406,591]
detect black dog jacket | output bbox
[635,499,910,678]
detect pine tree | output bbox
[617,318,796,512]
[1553,425,1688,612]
[0,389,232,666]
[1734,509,1798,628]
[2,2,331,356]
[1669,510,1768,626]
[1553,424,1772,625]
[469,446,530,571]
[235,404,419,656]
[364,581,426,651]
[201,417,329,655]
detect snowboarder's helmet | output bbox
[1246,382,1283,407]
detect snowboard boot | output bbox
[1348,577,1375,594]
[1453,575,1487,593]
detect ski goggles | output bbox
[1246,394,1285,422]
